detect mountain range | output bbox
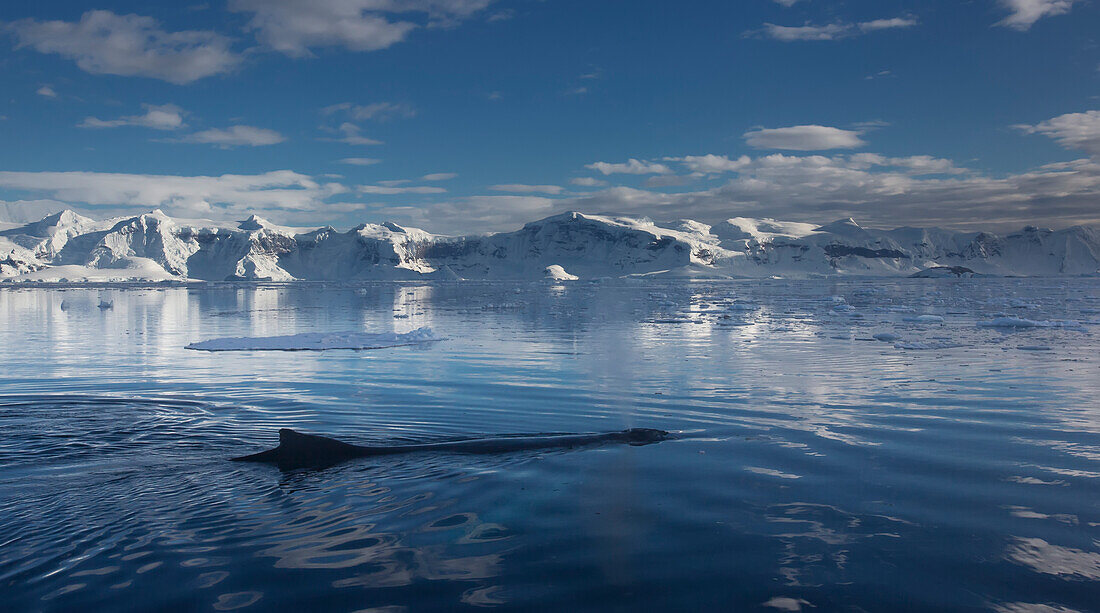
[1,210,1097,282]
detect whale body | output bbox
[234,427,672,469]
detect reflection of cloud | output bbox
[1005,537,1100,579]
[763,503,913,586]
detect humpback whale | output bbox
[234,427,672,469]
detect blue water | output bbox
[1,279,1098,611]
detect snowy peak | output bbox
[1,210,1098,282]
[814,217,868,237]
[238,215,269,232]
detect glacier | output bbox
[1,209,1098,282]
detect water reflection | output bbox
[1,279,1098,611]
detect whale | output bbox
[233,427,672,469]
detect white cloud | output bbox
[422,172,457,181]
[1017,110,1100,156]
[744,125,866,150]
[759,23,850,41]
[668,154,752,173]
[996,0,1076,30]
[644,175,695,188]
[371,194,555,231]
[570,177,608,187]
[585,158,672,175]
[178,125,286,147]
[6,10,241,84]
[0,199,71,224]
[848,153,966,175]
[757,16,917,41]
[0,170,345,217]
[322,101,415,121]
[6,150,1100,234]
[80,104,186,130]
[36,85,57,98]
[772,0,805,6]
[559,154,1100,231]
[489,184,564,194]
[859,17,919,32]
[358,184,446,194]
[363,139,1100,233]
[338,157,382,165]
[229,0,494,57]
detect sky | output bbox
[1,0,1099,234]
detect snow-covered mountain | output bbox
[1,210,1097,281]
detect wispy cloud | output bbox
[754,16,917,41]
[325,123,383,146]
[489,184,563,194]
[35,85,57,98]
[570,177,608,187]
[228,0,494,57]
[322,102,415,122]
[358,184,446,195]
[338,157,381,166]
[422,172,458,181]
[1016,110,1100,156]
[6,10,241,84]
[80,104,186,130]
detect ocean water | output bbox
[1,279,1098,612]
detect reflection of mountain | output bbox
[2,210,1098,281]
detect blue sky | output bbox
[1,0,1099,233]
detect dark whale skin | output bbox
[233,427,672,469]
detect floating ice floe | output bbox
[185,327,442,352]
[872,332,900,342]
[903,315,945,323]
[977,317,1084,329]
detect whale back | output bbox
[233,427,673,469]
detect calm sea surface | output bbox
[1,279,1098,612]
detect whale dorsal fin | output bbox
[233,429,364,466]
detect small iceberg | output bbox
[185,327,443,352]
[543,265,579,281]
